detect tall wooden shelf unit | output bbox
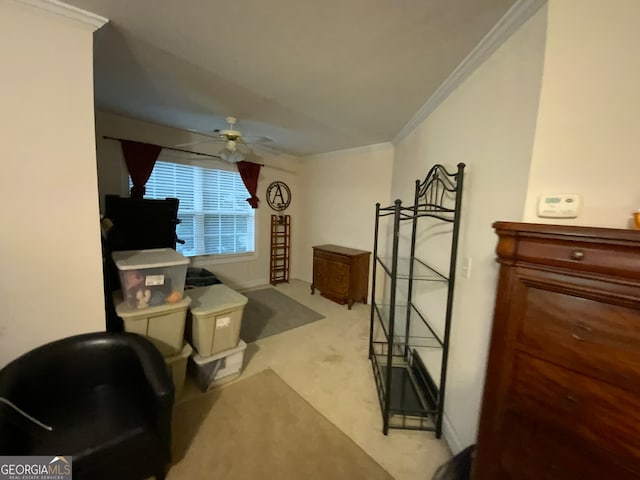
[270,214,290,285]
[369,163,465,436]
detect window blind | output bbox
[132,161,255,257]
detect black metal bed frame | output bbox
[368,163,465,436]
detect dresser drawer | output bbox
[516,236,640,279]
[314,249,349,264]
[517,278,640,389]
[509,353,640,468]
[498,410,637,480]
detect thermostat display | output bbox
[537,194,581,218]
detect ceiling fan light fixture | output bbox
[174,115,278,155]
[219,147,244,163]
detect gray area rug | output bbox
[240,288,325,342]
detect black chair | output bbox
[0,332,174,480]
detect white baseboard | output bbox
[224,277,270,291]
[227,276,308,291]
[442,413,464,455]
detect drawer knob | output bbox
[566,393,579,404]
[571,332,585,342]
[575,321,592,332]
[570,250,585,261]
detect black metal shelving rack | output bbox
[369,163,465,436]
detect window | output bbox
[132,161,255,257]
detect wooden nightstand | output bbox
[311,244,370,309]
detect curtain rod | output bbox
[101,136,265,166]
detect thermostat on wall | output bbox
[537,194,581,218]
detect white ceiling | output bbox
[66,0,517,156]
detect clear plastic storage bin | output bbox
[185,285,248,356]
[113,290,191,356]
[189,340,247,392]
[112,248,190,309]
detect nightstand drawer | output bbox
[325,261,349,296]
[313,249,350,264]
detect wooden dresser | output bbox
[311,245,370,309]
[474,222,640,480]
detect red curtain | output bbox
[236,161,262,208]
[120,140,163,198]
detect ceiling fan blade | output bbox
[176,117,276,153]
[251,142,281,156]
[241,135,273,144]
[174,139,226,147]
[173,127,225,147]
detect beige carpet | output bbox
[168,369,394,480]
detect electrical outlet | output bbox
[461,257,472,279]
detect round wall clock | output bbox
[266,181,291,211]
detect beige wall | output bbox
[392,7,547,451]
[0,2,106,366]
[296,144,394,290]
[95,111,303,289]
[523,0,640,228]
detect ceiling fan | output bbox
[176,117,277,163]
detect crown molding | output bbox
[11,0,108,30]
[393,0,547,145]
[305,142,393,160]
